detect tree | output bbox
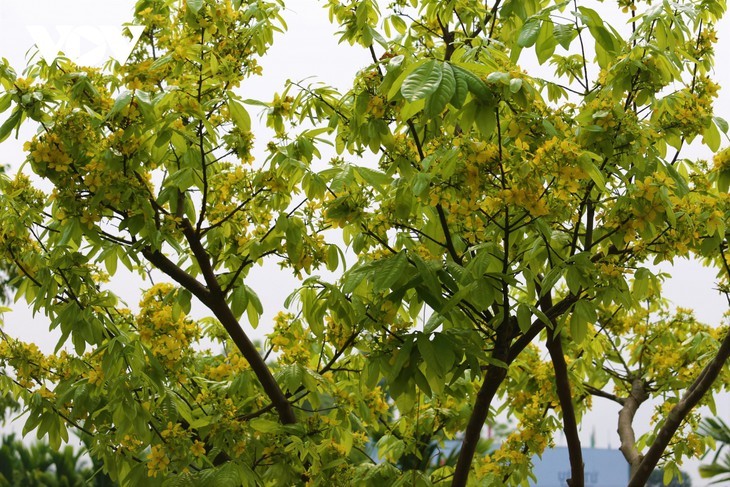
[0,433,112,487]
[0,0,728,486]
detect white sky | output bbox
[0,1,728,484]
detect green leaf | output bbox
[399,98,425,120]
[249,418,281,433]
[286,220,303,264]
[241,289,262,328]
[517,19,541,47]
[412,173,432,197]
[228,96,251,132]
[452,64,492,103]
[0,109,21,143]
[417,334,439,373]
[703,118,721,152]
[578,153,606,192]
[632,267,650,299]
[186,0,203,14]
[326,244,340,272]
[474,104,496,137]
[516,303,532,333]
[574,300,596,323]
[439,281,477,316]
[553,23,578,50]
[0,93,11,113]
[535,21,557,65]
[450,65,469,108]
[425,62,455,117]
[387,58,428,100]
[401,59,443,102]
[578,7,618,55]
[277,364,303,393]
[372,251,409,291]
[570,311,587,344]
[541,266,564,296]
[353,167,391,194]
[107,91,132,119]
[713,116,729,134]
[230,285,249,320]
[104,249,118,275]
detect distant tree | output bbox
[0,433,113,486]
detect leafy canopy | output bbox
[0,0,729,486]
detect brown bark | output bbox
[451,295,578,486]
[547,327,583,487]
[451,336,510,487]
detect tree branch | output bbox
[451,325,510,487]
[628,328,730,486]
[547,326,584,487]
[584,384,624,405]
[141,247,211,302]
[144,222,296,425]
[618,378,648,478]
[436,203,463,265]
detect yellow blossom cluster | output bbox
[658,86,714,139]
[324,314,351,350]
[136,284,200,370]
[269,312,315,365]
[0,338,56,389]
[25,133,73,174]
[363,386,390,417]
[366,95,386,118]
[713,146,730,172]
[147,444,170,477]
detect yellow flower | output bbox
[147,444,170,477]
[191,440,206,457]
[87,368,104,386]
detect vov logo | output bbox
[27,24,145,66]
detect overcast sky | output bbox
[0,1,728,484]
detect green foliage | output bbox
[699,417,730,484]
[0,434,113,487]
[0,0,728,486]
[647,467,692,487]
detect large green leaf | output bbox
[107,91,132,119]
[453,64,492,103]
[227,96,251,132]
[0,109,20,143]
[425,62,455,117]
[517,19,541,47]
[230,285,249,320]
[401,60,443,102]
[535,21,557,65]
[372,251,409,291]
[450,65,469,108]
[553,23,578,50]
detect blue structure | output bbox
[530,447,629,487]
